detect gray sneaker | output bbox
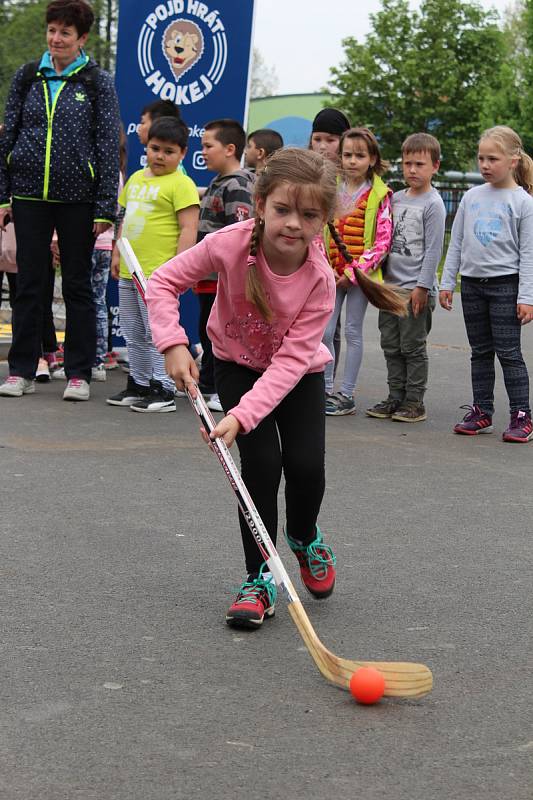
[366,398,401,419]
[91,365,107,382]
[63,378,90,401]
[325,392,356,416]
[0,376,35,397]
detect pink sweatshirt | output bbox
[146,219,335,433]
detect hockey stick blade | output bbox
[187,386,433,699]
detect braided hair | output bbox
[327,222,407,316]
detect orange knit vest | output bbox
[329,188,371,276]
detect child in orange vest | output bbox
[323,127,393,415]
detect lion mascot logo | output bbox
[162,20,204,81]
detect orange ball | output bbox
[349,667,386,704]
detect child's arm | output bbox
[111,205,125,280]
[344,194,392,284]
[146,236,217,354]
[517,202,533,324]
[412,196,447,317]
[176,205,200,254]
[439,199,465,311]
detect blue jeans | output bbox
[323,283,368,396]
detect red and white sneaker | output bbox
[225,564,276,629]
[285,526,336,599]
[502,410,533,443]
[453,404,493,435]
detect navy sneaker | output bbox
[454,405,493,435]
[107,376,150,407]
[325,392,356,416]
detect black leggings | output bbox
[214,358,326,575]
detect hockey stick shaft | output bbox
[117,238,148,302]
[186,388,298,600]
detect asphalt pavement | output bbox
[1,300,532,800]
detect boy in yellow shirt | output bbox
[107,117,199,412]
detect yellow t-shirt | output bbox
[118,169,199,279]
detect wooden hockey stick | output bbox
[187,388,433,699]
[117,236,433,698]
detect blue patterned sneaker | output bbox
[325,392,356,416]
[225,563,277,629]
[502,410,533,443]
[454,404,493,435]
[285,526,336,598]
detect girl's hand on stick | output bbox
[517,303,533,325]
[439,290,453,311]
[164,344,199,393]
[208,414,241,448]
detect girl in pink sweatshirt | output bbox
[147,147,404,629]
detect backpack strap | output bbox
[18,59,100,109]
[19,60,42,101]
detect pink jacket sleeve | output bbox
[145,237,215,352]
[344,194,392,284]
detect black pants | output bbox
[1,266,56,353]
[461,274,530,415]
[198,291,216,394]
[214,358,326,575]
[42,255,58,354]
[0,271,17,307]
[10,199,95,381]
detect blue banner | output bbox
[115,0,256,185]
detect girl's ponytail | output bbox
[515,151,533,196]
[246,217,273,322]
[327,222,407,317]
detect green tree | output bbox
[481,1,533,153]
[326,0,504,170]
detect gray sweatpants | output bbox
[377,292,435,404]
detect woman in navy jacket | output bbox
[0,0,120,401]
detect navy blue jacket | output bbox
[0,58,120,222]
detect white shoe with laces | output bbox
[0,376,35,397]
[63,378,90,401]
